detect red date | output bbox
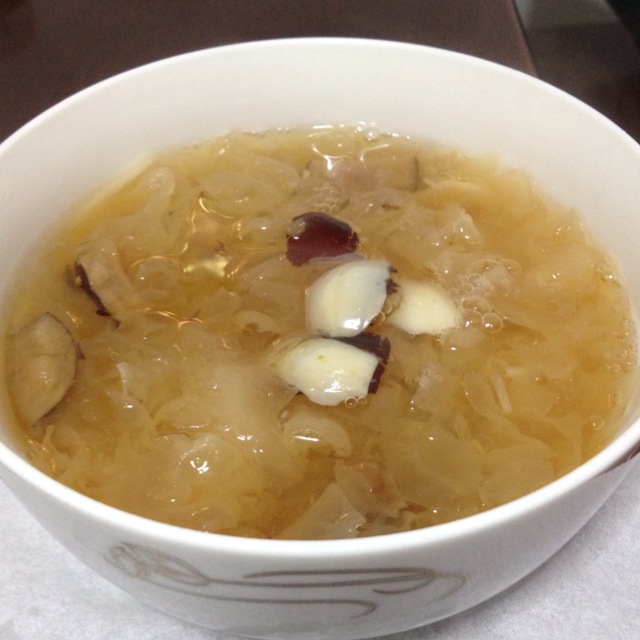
[338,333,391,394]
[286,212,359,266]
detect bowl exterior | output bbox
[2,39,640,638]
[0,455,636,640]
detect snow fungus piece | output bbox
[390,279,459,335]
[306,260,391,337]
[277,337,379,406]
[282,407,352,457]
[276,483,365,540]
[286,212,359,266]
[7,314,78,425]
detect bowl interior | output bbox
[1,38,640,549]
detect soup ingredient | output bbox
[75,236,145,319]
[306,260,391,337]
[277,483,365,539]
[7,314,77,425]
[337,332,391,394]
[389,279,459,335]
[277,337,381,405]
[286,211,359,265]
[74,263,110,317]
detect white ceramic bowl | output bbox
[1,38,640,640]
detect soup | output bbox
[4,126,638,539]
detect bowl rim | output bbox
[1,36,640,558]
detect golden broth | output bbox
[4,126,638,539]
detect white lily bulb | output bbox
[277,337,379,406]
[306,260,390,337]
[389,279,458,335]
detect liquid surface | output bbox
[4,126,638,539]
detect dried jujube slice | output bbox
[7,313,78,426]
[286,212,359,266]
[338,333,391,394]
[74,236,143,319]
[74,261,110,316]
